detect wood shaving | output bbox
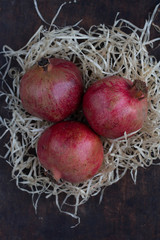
[0,3,160,225]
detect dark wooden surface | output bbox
[0,0,160,239]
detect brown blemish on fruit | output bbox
[104,80,112,87]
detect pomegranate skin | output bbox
[37,121,104,183]
[20,58,83,122]
[83,76,148,139]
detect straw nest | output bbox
[0,2,160,225]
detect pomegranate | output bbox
[83,76,148,139]
[20,58,83,122]
[37,121,104,183]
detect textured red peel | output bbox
[83,76,148,139]
[37,121,104,183]
[20,58,83,122]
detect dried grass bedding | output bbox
[0,2,160,225]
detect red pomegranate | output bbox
[37,121,104,183]
[83,76,148,139]
[20,58,83,122]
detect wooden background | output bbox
[0,0,160,239]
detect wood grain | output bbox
[0,0,160,239]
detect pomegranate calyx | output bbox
[51,167,62,182]
[131,79,148,100]
[38,58,49,71]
